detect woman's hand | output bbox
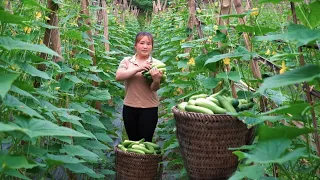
[137,61,152,72]
[149,67,163,83]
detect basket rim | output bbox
[115,146,163,158]
[172,106,238,118]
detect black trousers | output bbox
[122,105,158,142]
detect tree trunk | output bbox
[80,0,101,111]
[101,0,110,52]
[185,0,196,54]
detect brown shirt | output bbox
[118,55,161,108]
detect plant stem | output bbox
[277,163,293,180]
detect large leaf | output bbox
[254,24,320,47]
[247,139,306,164]
[4,169,31,180]
[94,133,113,143]
[0,69,20,99]
[205,46,254,65]
[202,77,221,89]
[82,113,106,129]
[64,163,104,178]
[296,1,320,29]
[3,94,44,119]
[258,64,320,94]
[60,145,100,160]
[14,115,89,138]
[0,10,26,24]
[75,139,109,150]
[0,155,39,170]
[258,125,314,141]
[229,165,265,180]
[216,71,241,82]
[0,122,21,132]
[261,101,310,117]
[10,85,39,103]
[19,62,51,79]
[83,89,111,101]
[0,37,61,57]
[44,154,85,165]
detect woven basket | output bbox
[172,107,255,180]
[115,147,163,180]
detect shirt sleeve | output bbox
[118,58,128,70]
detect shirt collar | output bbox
[129,54,153,65]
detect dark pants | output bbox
[122,105,158,142]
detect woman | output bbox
[115,32,163,142]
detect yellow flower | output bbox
[265,49,271,55]
[39,39,43,44]
[24,26,32,34]
[187,57,195,66]
[214,1,219,7]
[54,87,60,91]
[223,57,230,65]
[279,61,287,74]
[45,16,51,21]
[35,12,42,19]
[272,51,276,55]
[213,25,219,31]
[176,57,179,61]
[180,39,185,43]
[250,8,259,16]
[175,25,179,29]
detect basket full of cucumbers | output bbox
[171,89,255,179]
[115,138,163,180]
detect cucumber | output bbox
[122,140,135,148]
[185,105,214,114]
[127,148,145,154]
[216,96,237,113]
[188,99,196,105]
[144,142,160,149]
[118,144,127,152]
[144,143,155,152]
[189,93,208,100]
[238,99,248,105]
[177,102,188,111]
[195,98,227,114]
[206,97,221,106]
[132,144,154,154]
[158,68,166,72]
[231,99,239,108]
[238,102,254,111]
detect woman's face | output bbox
[135,36,152,57]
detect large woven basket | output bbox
[172,107,255,180]
[115,147,163,180]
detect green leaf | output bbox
[0,10,26,24]
[69,103,88,113]
[60,64,75,73]
[0,69,20,99]
[10,85,39,103]
[19,62,51,79]
[177,59,188,69]
[4,169,31,180]
[195,50,220,71]
[258,125,314,141]
[64,30,82,41]
[83,89,111,101]
[254,24,320,47]
[22,0,48,10]
[94,133,113,143]
[65,75,83,83]
[296,1,320,29]
[64,163,104,178]
[82,113,106,129]
[45,154,85,165]
[3,94,44,119]
[202,77,221,89]
[261,101,309,117]
[0,155,39,170]
[258,64,320,94]
[60,145,100,160]
[0,122,21,132]
[236,25,277,35]
[14,115,89,138]
[216,71,241,82]
[0,37,61,57]
[229,165,265,180]
[248,139,306,164]
[75,139,109,150]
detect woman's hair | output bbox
[134,32,154,48]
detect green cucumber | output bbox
[144,143,155,152]
[188,99,196,105]
[177,102,188,111]
[185,105,214,114]
[238,102,254,111]
[189,93,208,100]
[210,88,228,98]
[144,142,160,149]
[216,96,237,113]
[238,99,248,105]
[206,97,221,106]
[118,144,127,152]
[127,148,145,154]
[231,99,239,108]
[132,144,154,154]
[195,98,227,114]
[122,140,136,148]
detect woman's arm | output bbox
[150,68,163,91]
[115,60,151,81]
